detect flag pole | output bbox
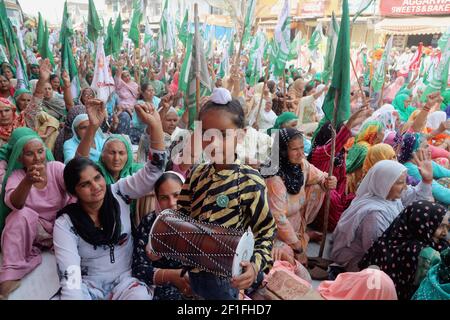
[234,0,248,66]
[377,36,389,107]
[378,66,387,108]
[282,69,287,111]
[318,89,339,258]
[135,32,142,86]
[194,3,201,117]
[253,61,270,128]
[349,25,368,107]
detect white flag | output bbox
[91,37,115,103]
[272,0,290,77]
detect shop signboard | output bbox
[380,0,450,16]
[298,0,327,18]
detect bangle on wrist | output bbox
[153,269,161,285]
[155,269,168,285]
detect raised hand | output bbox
[25,164,46,184]
[39,58,52,81]
[413,147,433,184]
[135,102,162,129]
[115,60,124,72]
[85,99,106,127]
[61,70,71,88]
[159,93,173,110]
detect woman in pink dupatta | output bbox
[114,63,139,115]
[168,71,179,95]
[318,268,398,300]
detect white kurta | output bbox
[53,152,165,300]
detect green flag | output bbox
[159,0,175,58]
[87,0,102,43]
[60,1,73,44]
[104,18,114,57]
[248,32,266,86]
[320,0,350,127]
[421,29,450,102]
[37,13,44,52]
[144,19,158,56]
[308,22,323,52]
[217,48,229,79]
[322,13,339,84]
[129,0,144,48]
[0,2,11,61]
[288,31,303,61]
[242,0,256,46]
[264,38,273,61]
[39,21,55,67]
[0,20,7,53]
[438,27,450,51]
[422,58,434,85]
[0,0,27,88]
[180,32,212,129]
[113,14,123,56]
[371,36,393,93]
[178,9,189,47]
[61,37,80,102]
[179,33,193,94]
[0,0,6,22]
[0,45,8,64]
[272,0,290,77]
[14,48,29,91]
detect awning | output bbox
[375,17,450,35]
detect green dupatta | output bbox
[97,134,143,184]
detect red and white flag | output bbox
[91,37,115,103]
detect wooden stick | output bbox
[319,89,339,258]
[135,32,142,86]
[378,78,386,107]
[194,4,201,117]
[350,54,368,106]
[253,63,270,127]
[234,0,248,66]
[349,25,368,107]
[282,69,287,111]
[364,27,369,46]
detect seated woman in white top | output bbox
[53,101,166,300]
[296,83,328,135]
[248,98,277,132]
[331,155,434,272]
